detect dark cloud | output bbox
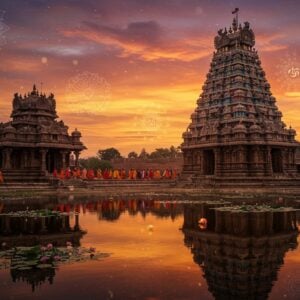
[83,20,163,47]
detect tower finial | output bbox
[232,7,239,28]
[33,84,36,91]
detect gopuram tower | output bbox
[181,10,300,186]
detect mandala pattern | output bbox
[133,102,170,141]
[275,51,300,93]
[0,11,9,50]
[66,71,111,114]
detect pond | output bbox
[0,195,299,300]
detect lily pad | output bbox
[17,266,32,270]
[36,264,53,269]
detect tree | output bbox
[79,157,112,170]
[169,145,180,158]
[149,148,170,159]
[128,151,138,158]
[139,148,149,159]
[97,148,121,161]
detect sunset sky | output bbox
[0,0,299,157]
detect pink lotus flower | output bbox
[67,245,73,251]
[54,255,61,261]
[47,243,53,250]
[40,256,49,263]
[66,241,72,247]
[40,246,47,252]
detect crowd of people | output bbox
[52,168,179,180]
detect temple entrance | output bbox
[271,148,283,173]
[11,150,22,169]
[203,150,215,175]
[46,150,61,172]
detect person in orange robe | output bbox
[81,168,87,179]
[108,169,113,179]
[112,169,118,179]
[149,169,154,180]
[59,169,65,180]
[88,169,95,180]
[53,169,58,178]
[96,169,102,179]
[72,168,77,178]
[132,169,137,180]
[76,168,81,178]
[121,168,126,179]
[154,169,161,179]
[172,169,177,179]
[65,168,71,179]
[165,169,171,179]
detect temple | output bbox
[182,203,299,299]
[181,12,300,186]
[0,85,86,182]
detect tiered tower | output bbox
[0,85,86,182]
[181,12,299,183]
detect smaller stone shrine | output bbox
[0,85,86,182]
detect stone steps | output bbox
[0,182,54,190]
[85,179,175,188]
[2,169,49,183]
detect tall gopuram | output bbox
[0,85,86,182]
[181,11,300,186]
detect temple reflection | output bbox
[182,203,299,300]
[0,211,85,292]
[0,198,183,222]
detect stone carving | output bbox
[182,14,299,178]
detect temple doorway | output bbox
[271,148,283,173]
[203,150,215,175]
[46,150,61,172]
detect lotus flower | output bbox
[54,255,61,261]
[40,256,49,263]
[89,247,96,253]
[67,245,73,251]
[40,246,47,252]
[47,243,53,250]
[66,241,72,247]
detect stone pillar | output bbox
[214,148,221,176]
[60,150,67,169]
[40,149,48,171]
[30,150,35,167]
[74,150,80,168]
[199,150,204,175]
[265,146,273,176]
[3,148,12,169]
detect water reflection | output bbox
[11,263,56,292]
[182,202,299,300]
[0,197,299,299]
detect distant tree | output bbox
[97,148,121,161]
[128,151,138,158]
[139,148,149,159]
[149,148,170,159]
[169,145,180,158]
[79,157,112,170]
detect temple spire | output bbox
[232,7,239,29]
